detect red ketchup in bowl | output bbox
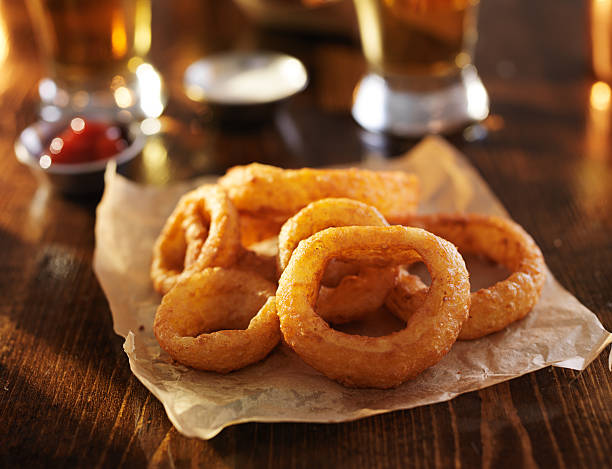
[44,118,129,166]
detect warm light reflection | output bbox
[15,142,30,163]
[212,67,296,102]
[576,81,610,218]
[39,154,52,169]
[455,51,471,68]
[465,67,489,120]
[140,117,161,135]
[590,0,612,82]
[142,137,170,184]
[26,184,51,243]
[111,9,128,59]
[590,80,611,110]
[114,86,134,108]
[0,9,9,66]
[185,84,206,102]
[134,0,152,56]
[279,58,309,88]
[573,156,610,221]
[136,63,164,117]
[50,137,63,154]
[586,81,611,161]
[0,10,9,65]
[352,74,386,131]
[70,117,85,133]
[355,0,383,69]
[128,56,144,72]
[0,4,13,94]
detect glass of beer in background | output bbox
[25,0,164,122]
[351,0,489,136]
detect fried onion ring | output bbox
[278,198,398,324]
[154,268,279,373]
[238,212,286,247]
[235,237,280,283]
[386,214,546,340]
[218,163,419,221]
[276,225,471,388]
[150,185,242,294]
[384,267,429,319]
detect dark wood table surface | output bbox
[1,0,611,467]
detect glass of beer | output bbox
[589,0,612,83]
[351,0,489,136]
[25,0,164,121]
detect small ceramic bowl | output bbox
[183,51,308,125]
[15,117,145,195]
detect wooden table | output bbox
[1,0,610,467]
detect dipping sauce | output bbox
[41,117,130,167]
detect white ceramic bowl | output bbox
[183,51,308,125]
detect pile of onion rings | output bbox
[151,163,546,389]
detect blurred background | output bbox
[0,0,609,189]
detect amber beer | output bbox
[352,0,480,77]
[26,0,151,89]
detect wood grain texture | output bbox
[0,0,610,467]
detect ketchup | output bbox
[44,118,129,165]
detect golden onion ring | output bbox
[235,237,280,284]
[218,163,419,221]
[276,225,471,388]
[150,185,242,294]
[278,198,397,324]
[154,268,279,373]
[238,212,286,247]
[386,214,547,340]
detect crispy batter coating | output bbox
[218,163,419,221]
[384,267,428,318]
[278,198,397,324]
[276,226,471,388]
[154,268,279,373]
[238,212,286,247]
[278,198,389,270]
[149,163,548,387]
[236,237,280,284]
[150,185,242,294]
[387,214,547,339]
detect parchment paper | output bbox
[93,136,612,440]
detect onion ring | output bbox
[218,163,419,221]
[154,267,279,373]
[150,185,242,294]
[318,261,360,288]
[278,198,390,270]
[235,237,280,283]
[276,225,471,388]
[384,267,429,319]
[238,212,286,247]
[278,198,398,324]
[386,214,546,340]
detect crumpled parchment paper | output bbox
[93,136,612,440]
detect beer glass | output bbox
[351,0,489,136]
[590,0,612,83]
[26,0,164,121]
